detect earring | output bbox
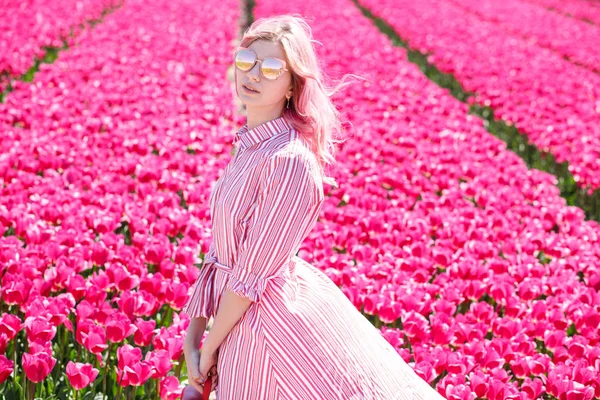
[286,95,291,109]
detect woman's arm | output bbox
[183,316,209,392]
[184,316,209,350]
[200,288,252,355]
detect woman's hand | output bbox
[184,346,205,394]
[198,347,219,388]
[183,317,209,393]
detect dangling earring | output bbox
[286,94,292,109]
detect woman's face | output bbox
[234,39,292,113]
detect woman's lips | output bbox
[242,84,260,94]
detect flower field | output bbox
[1,0,599,399]
[359,0,600,198]
[0,0,119,93]
[523,0,600,26]
[1,0,239,398]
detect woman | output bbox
[182,14,445,400]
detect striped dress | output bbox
[183,117,445,400]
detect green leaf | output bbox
[567,323,577,337]
[5,386,18,400]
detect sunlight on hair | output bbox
[240,14,366,189]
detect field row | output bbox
[358,0,600,199]
[0,0,119,92]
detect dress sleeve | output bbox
[182,242,218,319]
[226,152,324,303]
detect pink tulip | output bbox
[401,311,430,342]
[117,344,142,370]
[26,294,75,329]
[509,358,530,378]
[568,341,587,359]
[1,276,32,305]
[118,362,153,387]
[91,241,110,266]
[0,314,22,340]
[67,274,87,301]
[0,355,14,384]
[378,300,403,324]
[85,284,108,305]
[28,340,53,356]
[94,301,116,326]
[145,349,172,378]
[467,371,488,398]
[413,360,436,384]
[144,240,167,265]
[80,324,108,356]
[172,243,196,266]
[22,352,56,383]
[0,333,9,354]
[105,311,136,343]
[75,302,96,324]
[153,332,184,362]
[133,318,157,347]
[520,377,544,400]
[164,281,190,310]
[445,383,475,400]
[139,273,166,299]
[529,354,550,376]
[24,316,57,345]
[66,361,99,390]
[161,375,185,400]
[117,290,157,319]
[106,263,139,292]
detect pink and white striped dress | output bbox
[183,117,445,399]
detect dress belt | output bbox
[211,260,234,274]
[204,251,291,279]
[203,251,234,275]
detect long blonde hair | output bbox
[239,14,362,189]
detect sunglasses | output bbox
[233,47,289,80]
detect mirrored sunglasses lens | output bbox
[235,50,256,71]
[262,58,284,79]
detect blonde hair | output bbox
[240,14,362,189]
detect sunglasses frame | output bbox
[234,47,289,80]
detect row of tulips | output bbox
[522,0,600,26]
[358,0,600,195]
[0,0,117,92]
[446,0,600,73]
[0,0,240,397]
[254,0,600,398]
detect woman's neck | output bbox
[246,106,284,130]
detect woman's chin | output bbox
[241,100,265,108]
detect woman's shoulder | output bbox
[269,144,321,178]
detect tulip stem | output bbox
[75,389,79,400]
[12,336,17,381]
[28,380,36,400]
[175,353,185,379]
[103,341,113,400]
[76,343,81,363]
[156,379,160,400]
[165,307,173,327]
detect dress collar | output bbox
[234,117,293,151]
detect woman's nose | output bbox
[247,62,261,81]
